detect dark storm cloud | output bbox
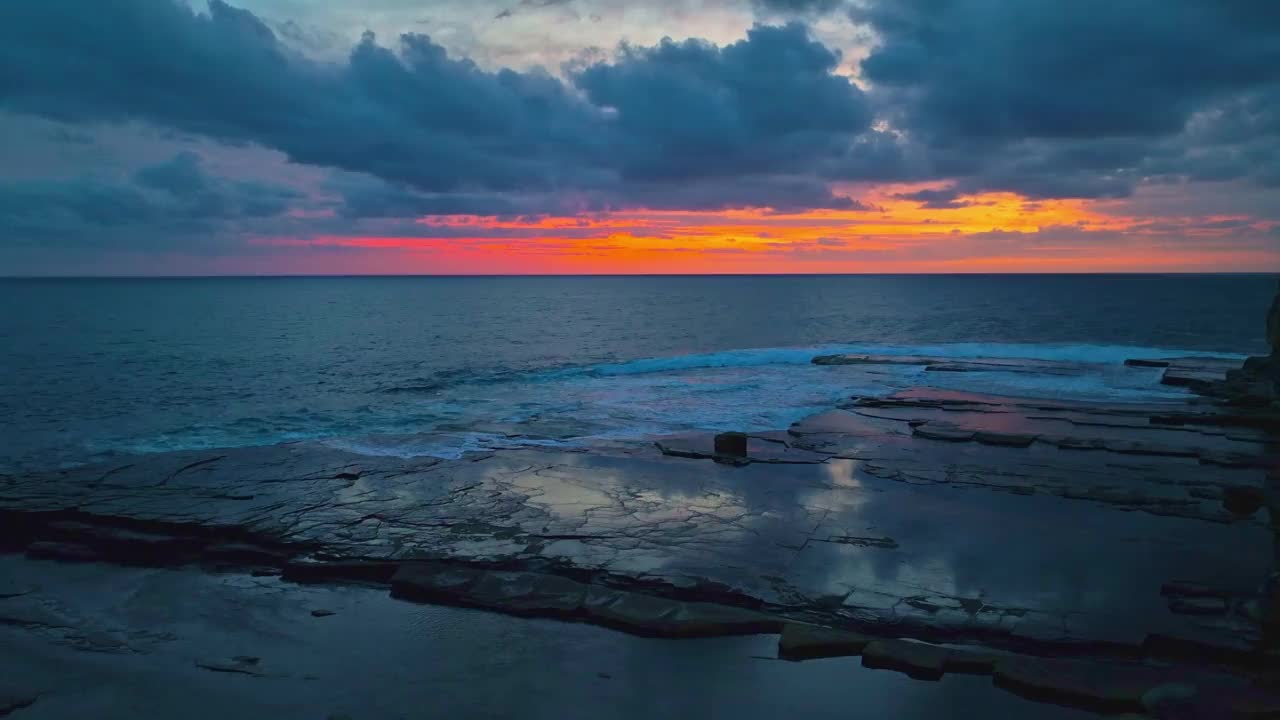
[892,187,968,210]
[573,23,872,182]
[581,175,873,212]
[854,0,1280,140]
[330,174,546,218]
[0,0,603,194]
[0,152,299,244]
[0,1,878,219]
[334,171,866,218]
[134,152,212,197]
[0,181,156,234]
[133,152,302,219]
[852,0,1280,198]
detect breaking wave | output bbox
[574,342,1241,377]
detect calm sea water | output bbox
[1,275,1273,473]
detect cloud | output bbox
[0,1,885,217]
[579,175,873,212]
[0,0,1277,273]
[330,173,546,218]
[333,171,868,218]
[855,0,1280,140]
[892,186,969,210]
[0,152,299,245]
[573,23,871,183]
[134,152,211,196]
[851,0,1280,197]
[0,0,603,193]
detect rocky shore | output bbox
[6,282,1280,718]
[4,348,1280,718]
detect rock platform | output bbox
[4,353,1280,716]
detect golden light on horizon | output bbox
[251,185,1277,275]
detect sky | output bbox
[0,0,1278,275]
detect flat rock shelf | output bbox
[4,353,1280,718]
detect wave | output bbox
[323,432,572,460]
[374,367,521,395]
[574,342,1243,378]
[99,341,1243,464]
[374,342,1241,395]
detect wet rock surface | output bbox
[0,557,1105,720]
[3,352,1280,716]
[992,657,1168,713]
[389,561,782,637]
[862,639,951,680]
[778,623,871,660]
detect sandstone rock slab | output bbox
[777,623,871,660]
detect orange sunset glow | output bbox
[252,185,1279,275]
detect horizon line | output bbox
[1,271,1277,280]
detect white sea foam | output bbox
[581,342,1241,377]
[325,341,1226,459]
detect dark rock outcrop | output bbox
[861,639,949,680]
[1124,358,1171,368]
[655,433,828,464]
[1193,281,1280,406]
[713,432,748,459]
[859,639,999,680]
[390,563,782,638]
[992,657,1172,713]
[777,623,871,660]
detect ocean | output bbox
[1,274,1273,473]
